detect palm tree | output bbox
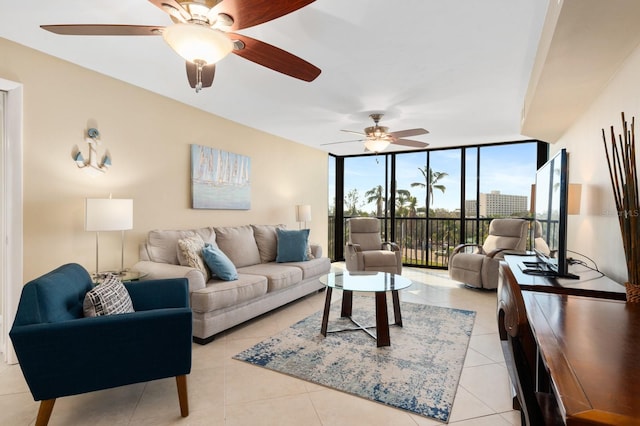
[365,185,385,217]
[408,196,418,217]
[395,189,411,217]
[406,195,419,256]
[411,167,448,206]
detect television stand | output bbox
[502,254,626,300]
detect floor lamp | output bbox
[85,198,133,277]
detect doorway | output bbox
[0,79,23,364]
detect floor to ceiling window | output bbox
[329,140,543,268]
[328,156,336,259]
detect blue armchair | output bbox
[9,263,192,426]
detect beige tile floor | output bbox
[0,264,520,425]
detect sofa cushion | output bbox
[251,224,285,263]
[238,264,303,292]
[215,225,261,268]
[147,228,216,265]
[202,243,238,281]
[177,234,210,281]
[83,274,135,317]
[276,228,310,263]
[190,274,268,313]
[281,257,331,280]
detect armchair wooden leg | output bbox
[35,399,56,426]
[176,375,189,417]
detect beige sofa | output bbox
[133,224,331,344]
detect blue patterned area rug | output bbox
[233,296,476,423]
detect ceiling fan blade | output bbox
[41,24,163,36]
[388,128,429,138]
[212,0,316,31]
[148,0,191,22]
[392,139,429,148]
[340,129,366,136]
[186,62,215,88]
[320,139,364,146]
[229,33,320,82]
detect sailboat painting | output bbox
[191,144,251,209]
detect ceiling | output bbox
[0,0,550,156]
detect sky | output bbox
[331,142,538,213]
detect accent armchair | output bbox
[448,218,528,289]
[9,263,192,426]
[345,217,402,274]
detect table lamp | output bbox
[85,198,133,277]
[295,204,311,229]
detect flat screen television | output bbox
[525,148,578,279]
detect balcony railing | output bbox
[330,215,543,268]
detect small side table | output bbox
[92,270,147,285]
[118,270,148,282]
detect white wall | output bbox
[0,37,329,282]
[554,43,640,283]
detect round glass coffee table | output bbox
[319,271,412,347]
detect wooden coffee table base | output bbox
[320,288,403,347]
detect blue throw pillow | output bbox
[276,228,310,263]
[202,243,238,281]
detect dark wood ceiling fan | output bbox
[322,113,429,153]
[41,0,321,92]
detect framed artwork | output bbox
[191,144,251,209]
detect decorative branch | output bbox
[603,112,640,285]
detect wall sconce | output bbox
[85,197,133,277]
[73,128,111,176]
[295,204,311,229]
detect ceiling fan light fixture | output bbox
[162,23,232,65]
[364,138,391,153]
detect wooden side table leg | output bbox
[321,287,332,337]
[341,289,353,317]
[375,291,390,347]
[392,290,402,326]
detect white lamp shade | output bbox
[162,23,233,64]
[296,204,312,222]
[364,138,391,153]
[85,199,133,231]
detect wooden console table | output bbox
[498,261,640,425]
[503,255,626,300]
[523,291,640,425]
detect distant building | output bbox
[465,190,528,217]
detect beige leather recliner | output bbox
[448,218,528,289]
[345,217,402,274]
